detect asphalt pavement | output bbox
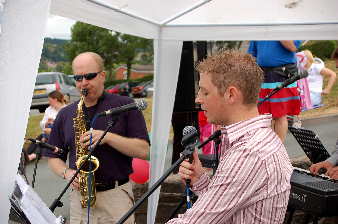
[285,115,338,158]
[10,114,338,223]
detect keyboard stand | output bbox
[286,208,295,224]
[286,209,320,224]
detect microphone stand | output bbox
[49,118,117,212]
[31,144,42,188]
[117,130,222,224]
[10,197,31,224]
[116,144,195,224]
[166,132,222,221]
[257,75,303,107]
[257,86,284,107]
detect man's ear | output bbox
[224,86,238,103]
[101,71,106,80]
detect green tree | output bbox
[118,34,152,79]
[65,22,120,81]
[55,62,72,74]
[214,41,243,50]
[38,60,52,72]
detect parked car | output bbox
[105,83,121,94]
[131,80,153,98]
[118,82,131,96]
[31,72,80,112]
[106,81,141,97]
[145,81,154,97]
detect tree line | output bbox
[40,22,153,81]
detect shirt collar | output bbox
[220,114,272,146]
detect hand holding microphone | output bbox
[179,126,209,186]
[179,150,205,186]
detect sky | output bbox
[45,15,75,39]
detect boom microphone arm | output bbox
[258,71,308,107]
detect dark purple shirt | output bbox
[43,93,149,183]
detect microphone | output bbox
[181,126,199,208]
[26,138,64,155]
[181,126,199,147]
[97,99,147,117]
[278,71,309,89]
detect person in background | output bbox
[197,111,215,155]
[291,50,336,127]
[295,50,314,113]
[39,90,67,141]
[167,50,292,224]
[304,51,337,108]
[310,139,338,224]
[310,139,338,180]
[26,90,66,161]
[248,40,302,142]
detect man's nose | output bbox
[80,78,89,85]
[195,96,202,104]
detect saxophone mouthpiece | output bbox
[81,89,88,97]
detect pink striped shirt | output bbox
[167,114,292,224]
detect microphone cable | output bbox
[185,145,194,209]
[86,128,93,224]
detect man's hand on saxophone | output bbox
[80,129,106,148]
[80,129,149,160]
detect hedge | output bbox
[104,74,153,88]
[299,40,337,59]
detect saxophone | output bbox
[73,90,100,208]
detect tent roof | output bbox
[51,0,338,40]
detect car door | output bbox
[61,74,80,103]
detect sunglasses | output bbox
[73,71,101,82]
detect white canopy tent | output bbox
[1,0,337,223]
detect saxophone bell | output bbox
[76,155,100,208]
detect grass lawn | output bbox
[24,114,43,149]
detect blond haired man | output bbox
[167,50,292,224]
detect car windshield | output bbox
[36,74,58,85]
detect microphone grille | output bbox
[183,126,197,136]
[135,99,148,111]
